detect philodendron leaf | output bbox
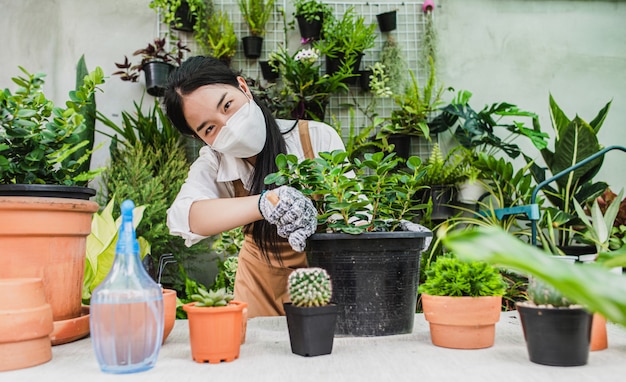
[442,225,626,327]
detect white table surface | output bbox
[2,311,625,382]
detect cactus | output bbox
[527,277,573,308]
[191,287,234,307]
[288,267,332,307]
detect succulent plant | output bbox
[190,287,234,307]
[527,277,573,308]
[288,267,332,307]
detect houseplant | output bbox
[441,225,626,365]
[113,36,190,97]
[182,287,247,363]
[268,46,355,121]
[195,10,237,66]
[0,65,104,345]
[292,0,332,42]
[265,150,432,336]
[149,0,214,33]
[419,254,506,349]
[315,7,377,84]
[376,9,397,33]
[284,267,338,357]
[238,0,275,59]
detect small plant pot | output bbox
[259,60,279,81]
[242,36,264,59]
[359,69,373,92]
[171,0,196,32]
[296,13,323,41]
[376,10,397,33]
[325,53,363,85]
[429,184,457,221]
[162,288,177,345]
[142,61,174,97]
[517,302,592,366]
[284,303,338,357]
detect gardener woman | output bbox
[164,56,346,318]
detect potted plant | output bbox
[182,286,247,363]
[284,267,338,357]
[379,34,407,95]
[238,0,275,59]
[441,225,626,366]
[0,65,104,345]
[149,0,213,32]
[419,254,506,349]
[194,10,237,66]
[265,150,432,336]
[376,9,397,33]
[315,7,377,85]
[292,0,332,42]
[113,37,190,97]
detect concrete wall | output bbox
[2,0,625,191]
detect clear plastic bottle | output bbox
[90,200,164,374]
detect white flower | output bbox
[294,48,319,64]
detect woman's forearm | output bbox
[189,195,263,236]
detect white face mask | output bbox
[210,99,267,158]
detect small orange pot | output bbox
[422,294,502,349]
[162,289,177,344]
[591,313,608,351]
[183,301,247,364]
[0,278,54,372]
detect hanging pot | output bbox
[242,36,264,59]
[429,184,457,221]
[325,53,363,85]
[359,69,373,92]
[171,0,196,32]
[386,134,411,161]
[259,60,279,81]
[376,10,397,33]
[296,13,323,41]
[142,61,174,97]
[291,99,328,121]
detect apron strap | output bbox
[297,120,315,160]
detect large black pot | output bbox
[517,302,593,366]
[0,184,96,200]
[306,231,431,336]
[284,303,338,357]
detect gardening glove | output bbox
[258,186,317,252]
[398,220,433,251]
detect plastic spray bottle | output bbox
[90,200,164,373]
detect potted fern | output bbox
[284,267,338,357]
[182,287,247,363]
[419,255,506,349]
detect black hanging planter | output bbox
[142,61,174,97]
[306,231,431,336]
[284,303,338,357]
[296,13,323,41]
[325,53,363,85]
[358,69,373,92]
[517,303,593,366]
[242,36,264,59]
[376,10,397,33]
[172,0,196,32]
[291,99,328,121]
[0,184,96,200]
[429,184,457,221]
[259,60,279,81]
[386,134,411,161]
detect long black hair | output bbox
[164,56,288,265]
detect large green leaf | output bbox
[442,225,626,327]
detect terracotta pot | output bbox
[591,313,608,351]
[0,195,98,345]
[183,301,247,363]
[422,294,502,349]
[0,278,53,372]
[162,288,177,344]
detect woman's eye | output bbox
[204,125,215,136]
[224,101,232,111]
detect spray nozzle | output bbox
[116,199,139,254]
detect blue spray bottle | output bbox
[90,200,164,373]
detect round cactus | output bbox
[288,267,332,307]
[527,277,573,308]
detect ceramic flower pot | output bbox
[183,301,247,363]
[422,294,502,349]
[0,278,53,372]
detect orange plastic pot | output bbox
[162,288,177,344]
[591,313,608,351]
[0,195,98,345]
[0,278,54,371]
[422,294,502,349]
[183,301,247,364]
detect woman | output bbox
[164,56,347,318]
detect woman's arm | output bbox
[189,195,263,237]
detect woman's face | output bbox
[182,76,252,146]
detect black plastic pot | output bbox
[386,134,411,161]
[517,303,593,366]
[306,231,431,336]
[0,184,96,200]
[242,36,264,59]
[296,13,323,41]
[376,10,397,33]
[325,53,363,85]
[259,60,279,81]
[284,303,338,357]
[172,0,196,32]
[429,184,456,221]
[291,99,328,121]
[359,69,373,92]
[142,61,174,97]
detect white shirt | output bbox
[167,119,346,247]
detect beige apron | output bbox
[233,120,315,318]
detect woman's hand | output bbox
[259,186,317,252]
